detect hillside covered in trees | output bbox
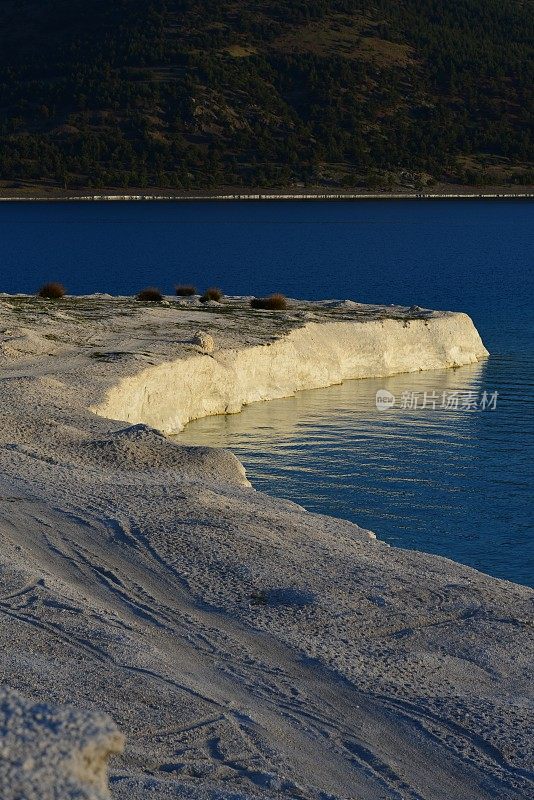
[0,0,532,194]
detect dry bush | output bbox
[38,282,66,299]
[137,287,163,302]
[200,287,223,303]
[250,293,288,310]
[175,285,197,296]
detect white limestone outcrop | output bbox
[93,312,488,433]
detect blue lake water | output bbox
[0,200,532,585]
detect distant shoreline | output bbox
[0,188,532,202]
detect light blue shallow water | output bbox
[0,200,532,585]
[178,360,533,586]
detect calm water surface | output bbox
[0,200,532,585]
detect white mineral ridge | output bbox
[93,311,488,433]
[0,296,531,800]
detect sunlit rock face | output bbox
[93,309,488,434]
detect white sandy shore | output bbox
[0,191,533,201]
[0,294,532,800]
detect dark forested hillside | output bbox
[0,0,532,193]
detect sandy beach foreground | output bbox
[0,294,531,800]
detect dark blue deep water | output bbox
[1,200,532,585]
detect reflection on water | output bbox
[176,358,534,587]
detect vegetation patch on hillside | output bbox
[0,0,531,193]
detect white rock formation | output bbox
[0,687,123,799]
[94,312,488,433]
